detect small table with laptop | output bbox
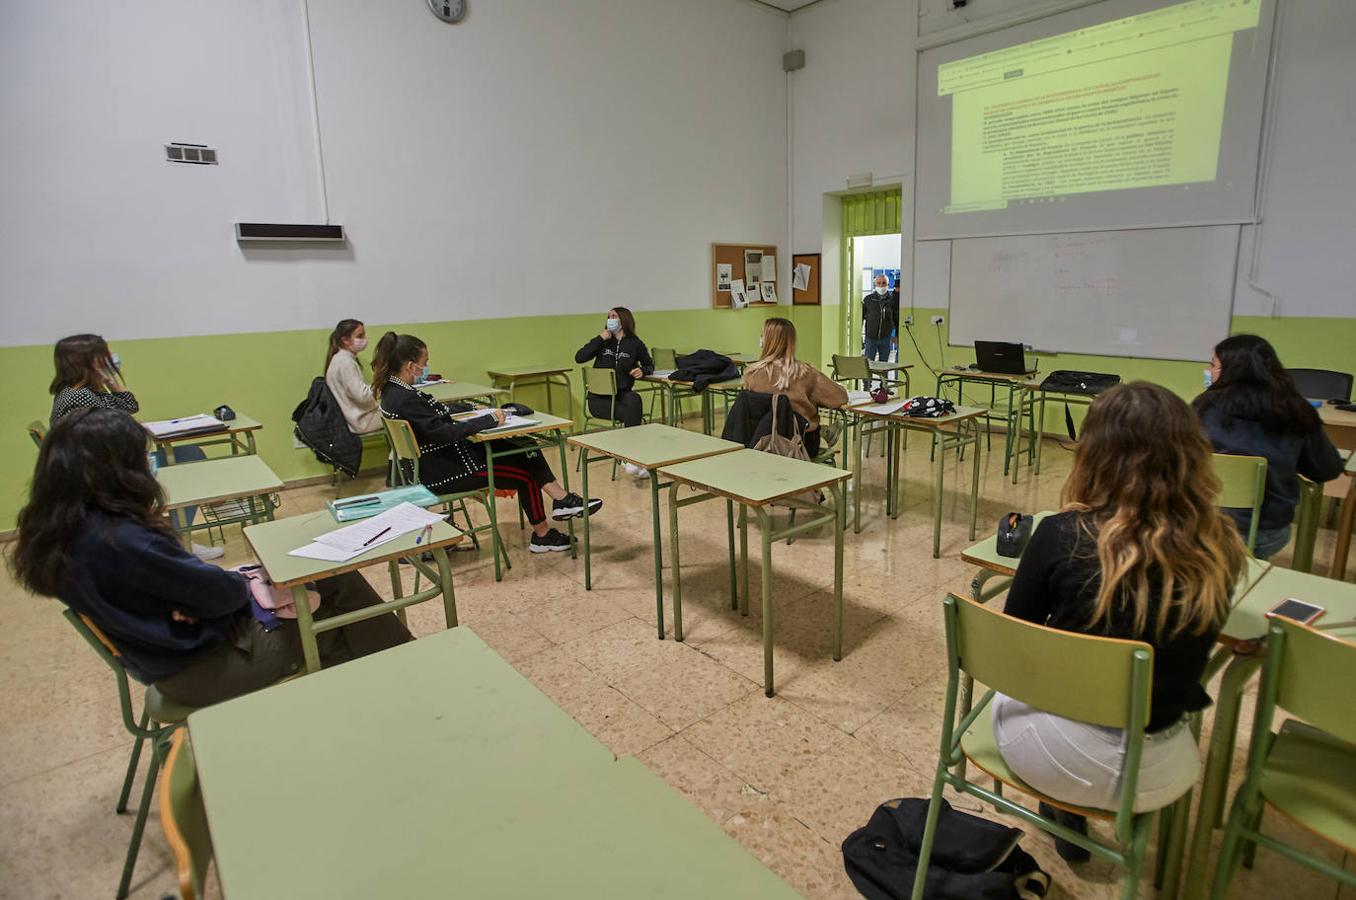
[934,340,1041,483]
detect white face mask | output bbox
[351,337,368,352]
[875,285,887,296]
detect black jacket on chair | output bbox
[672,349,739,392]
[293,377,363,477]
[721,390,806,448]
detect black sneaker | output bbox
[529,528,575,553]
[1038,802,1091,863]
[551,492,603,521]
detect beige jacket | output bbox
[325,349,382,434]
[742,361,848,431]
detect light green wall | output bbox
[0,306,822,532]
[908,308,1356,431]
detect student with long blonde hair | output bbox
[994,382,1247,861]
[742,318,847,457]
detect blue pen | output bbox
[416,523,433,545]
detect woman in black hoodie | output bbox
[1194,334,1344,559]
[575,306,654,430]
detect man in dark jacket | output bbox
[862,274,899,366]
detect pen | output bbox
[362,526,391,547]
[416,523,433,545]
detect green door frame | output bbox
[840,189,904,356]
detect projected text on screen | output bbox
[938,0,1261,214]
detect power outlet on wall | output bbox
[931,315,945,326]
[903,315,914,327]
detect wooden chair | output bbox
[383,417,512,582]
[1212,452,1268,554]
[63,610,197,899]
[159,729,214,900]
[912,594,1190,900]
[1210,618,1356,897]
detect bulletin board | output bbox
[791,253,820,305]
[711,242,779,309]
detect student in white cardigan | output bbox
[324,319,382,434]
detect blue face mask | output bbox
[417,364,429,383]
[1202,368,1213,388]
[606,318,620,334]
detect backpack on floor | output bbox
[842,798,1049,900]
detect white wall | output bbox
[0,0,789,346]
[789,0,1356,320]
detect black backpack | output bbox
[842,798,1049,900]
[291,377,363,477]
[1038,370,1121,440]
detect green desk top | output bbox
[469,412,573,441]
[659,448,850,506]
[150,413,263,444]
[568,423,742,469]
[1222,565,1356,642]
[936,368,1038,386]
[156,455,283,510]
[189,628,793,899]
[847,402,988,425]
[1346,450,1356,475]
[421,380,507,404]
[243,509,464,589]
[960,511,1054,575]
[487,363,572,378]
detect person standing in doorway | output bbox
[862,274,899,370]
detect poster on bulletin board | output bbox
[711,242,779,308]
[792,253,820,305]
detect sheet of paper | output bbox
[761,255,776,281]
[760,282,777,303]
[846,390,873,404]
[310,502,444,556]
[288,542,356,562]
[857,401,907,416]
[793,263,811,291]
[480,415,540,434]
[715,263,732,291]
[729,278,746,309]
[143,413,225,438]
[743,249,762,286]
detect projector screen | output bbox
[917,0,1275,239]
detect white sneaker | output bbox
[192,543,225,561]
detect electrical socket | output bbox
[903,315,914,327]
[931,315,945,326]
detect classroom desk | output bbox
[420,380,507,406]
[1319,404,1356,452]
[935,368,1038,482]
[641,372,743,434]
[187,626,797,899]
[468,412,577,564]
[487,364,573,419]
[567,424,741,638]
[658,449,849,696]
[870,359,914,394]
[847,402,985,557]
[152,413,263,464]
[1179,567,1356,900]
[243,509,464,674]
[157,455,283,542]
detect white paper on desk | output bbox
[857,401,906,416]
[793,263,811,291]
[288,542,356,562]
[143,413,224,438]
[761,255,776,281]
[650,369,676,379]
[308,502,444,557]
[846,390,873,404]
[479,415,539,434]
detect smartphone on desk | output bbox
[1265,598,1325,626]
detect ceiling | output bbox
[755,0,820,11]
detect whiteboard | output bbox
[947,226,1240,361]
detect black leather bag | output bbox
[1038,370,1121,439]
[996,512,1033,558]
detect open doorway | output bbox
[852,233,901,364]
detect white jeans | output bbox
[991,693,1200,813]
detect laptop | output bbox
[974,340,1035,376]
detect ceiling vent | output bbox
[165,143,218,165]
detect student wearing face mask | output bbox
[324,319,381,434]
[861,274,899,368]
[373,332,602,553]
[575,307,654,476]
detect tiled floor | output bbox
[1,425,1352,899]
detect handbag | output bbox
[752,394,822,506]
[996,512,1033,558]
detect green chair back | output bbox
[27,420,46,449]
[1212,453,1267,553]
[1271,618,1356,746]
[953,591,1152,730]
[831,354,871,383]
[652,347,677,369]
[582,366,618,397]
[159,730,213,900]
[383,418,422,485]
